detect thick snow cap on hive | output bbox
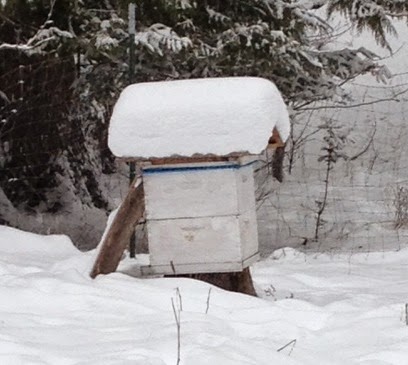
[108,77,290,158]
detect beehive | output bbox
[107,77,290,276]
[140,158,259,275]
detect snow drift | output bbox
[1,226,408,364]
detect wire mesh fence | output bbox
[0,56,127,250]
[1,51,408,254]
[257,73,408,256]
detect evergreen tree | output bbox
[0,0,407,246]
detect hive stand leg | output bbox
[189,268,257,296]
[90,178,145,279]
[272,145,285,182]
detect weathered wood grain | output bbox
[90,178,145,279]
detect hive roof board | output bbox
[108,77,290,159]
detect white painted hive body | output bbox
[141,159,259,275]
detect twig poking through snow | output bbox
[277,339,297,356]
[176,287,183,312]
[205,288,212,314]
[171,295,181,365]
[405,304,408,326]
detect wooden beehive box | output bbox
[140,157,259,275]
[101,77,290,278]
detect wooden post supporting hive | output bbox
[90,178,145,278]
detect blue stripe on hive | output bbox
[143,160,257,175]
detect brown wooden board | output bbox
[90,178,145,278]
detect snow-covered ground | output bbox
[2,225,408,365]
